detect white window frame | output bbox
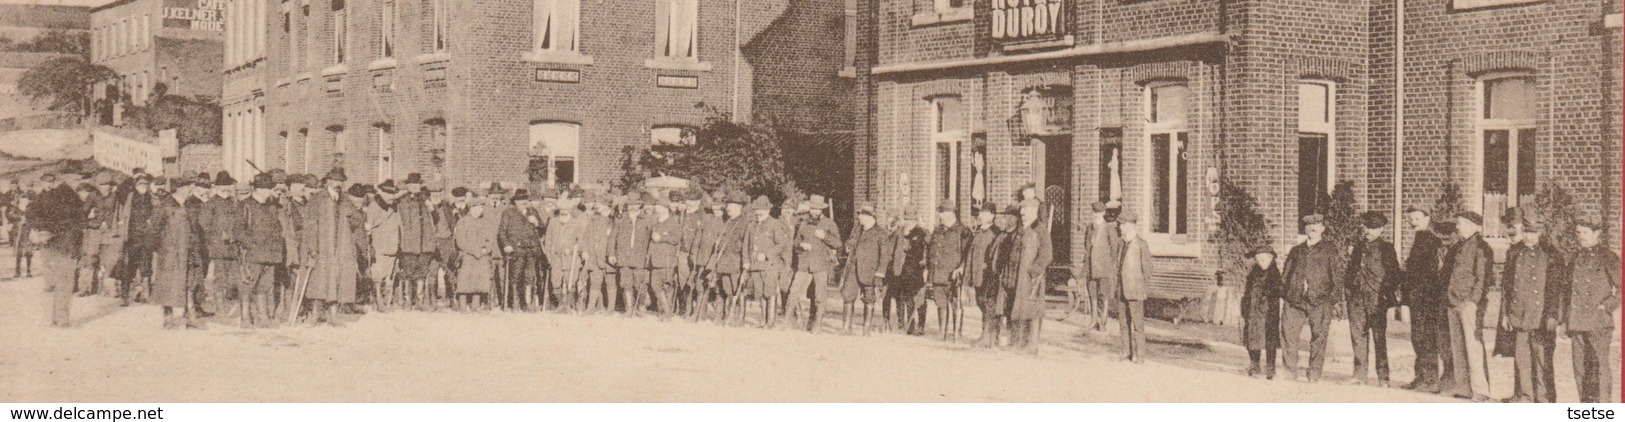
[928,95,963,220]
[530,122,580,188]
[533,0,580,55]
[1474,72,1538,241]
[1296,80,1338,236]
[332,0,348,64]
[656,0,698,60]
[375,124,393,182]
[1142,81,1195,251]
[379,1,395,58]
[432,0,449,53]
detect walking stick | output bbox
[288,265,312,324]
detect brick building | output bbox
[91,0,224,116]
[223,0,854,187]
[853,0,1623,295]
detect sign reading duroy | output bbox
[990,0,1068,42]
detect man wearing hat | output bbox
[393,174,436,310]
[498,188,545,311]
[1561,217,1618,403]
[964,203,999,345]
[1114,211,1152,362]
[1007,198,1051,352]
[151,177,204,329]
[1400,207,1451,392]
[78,171,125,298]
[923,201,968,340]
[1440,211,1494,400]
[683,190,726,320]
[197,171,244,319]
[114,173,157,306]
[544,191,584,313]
[428,184,463,308]
[842,201,891,334]
[1498,213,1561,402]
[29,172,85,327]
[1344,211,1401,387]
[1280,213,1343,382]
[647,193,683,319]
[744,195,791,328]
[580,193,616,313]
[609,192,653,316]
[791,194,841,332]
[1078,201,1123,332]
[668,190,698,317]
[885,209,928,335]
[302,168,365,325]
[714,192,752,325]
[237,173,288,328]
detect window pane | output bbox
[530,122,580,156]
[1175,133,1188,235]
[1485,77,1535,121]
[1152,133,1170,234]
[1483,129,1510,196]
[555,158,576,185]
[1298,133,1329,229]
[1099,128,1122,203]
[1150,84,1189,126]
[1516,128,1536,201]
[1298,82,1329,130]
[936,143,953,204]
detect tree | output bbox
[0,30,90,56]
[1431,180,1464,224]
[1533,182,1582,254]
[1319,180,1361,250]
[122,92,223,146]
[17,56,115,114]
[1214,176,1273,286]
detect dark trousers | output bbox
[1119,299,1145,359]
[1510,329,1557,402]
[1570,330,1615,403]
[1348,301,1391,382]
[1281,303,1333,380]
[1410,302,1451,386]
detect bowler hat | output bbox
[214,171,237,186]
[1361,211,1389,229]
[250,173,276,190]
[402,173,424,185]
[378,179,399,194]
[323,167,347,182]
[450,187,469,198]
[1301,214,1325,226]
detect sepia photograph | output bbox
[0,0,1621,412]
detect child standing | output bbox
[1242,245,1283,379]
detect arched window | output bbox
[1477,72,1537,238]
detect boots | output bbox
[978,318,1000,349]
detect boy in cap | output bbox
[842,202,891,335]
[923,201,968,340]
[1561,217,1619,403]
[1498,214,1561,402]
[1344,211,1400,387]
[1242,244,1282,378]
[1281,213,1343,382]
[1442,211,1493,401]
[791,194,841,332]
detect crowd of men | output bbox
[13,167,1079,355]
[1233,208,1619,403]
[8,164,1618,402]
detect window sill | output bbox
[524,51,594,66]
[414,52,451,64]
[911,7,973,27]
[1450,0,1546,11]
[295,72,312,82]
[320,64,349,77]
[1146,234,1201,258]
[644,58,712,72]
[838,66,857,78]
[368,58,398,71]
[275,78,291,87]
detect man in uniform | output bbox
[1561,217,1619,403]
[1078,202,1121,332]
[648,195,681,319]
[745,195,790,328]
[923,201,968,340]
[1345,211,1401,387]
[842,202,890,335]
[30,172,84,327]
[1401,207,1450,392]
[198,171,242,320]
[1442,211,1493,401]
[1499,214,1561,403]
[792,194,841,332]
[610,193,652,316]
[238,174,286,328]
[1281,214,1343,383]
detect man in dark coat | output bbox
[791,195,841,332]
[30,172,84,327]
[842,202,890,335]
[115,175,157,306]
[1561,218,1620,403]
[1401,207,1450,392]
[1498,214,1562,403]
[744,195,791,327]
[1345,211,1401,387]
[648,197,682,319]
[151,179,205,329]
[499,189,545,311]
[1442,211,1494,401]
[610,194,652,316]
[394,173,436,310]
[1242,245,1282,378]
[887,211,927,334]
[922,201,967,340]
[198,171,243,318]
[1281,213,1343,383]
[981,206,1020,348]
[239,174,286,328]
[79,173,124,297]
[1007,198,1051,353]
[964,204,998,345]
[1076,202,1122,332]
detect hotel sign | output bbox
[163,0,226,31]
[990,0,1069,44]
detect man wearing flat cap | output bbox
[30,171,84,327]
[842,201,892,334]
[1114,211,1153,362]
[544,190,584,313]
[713,192,752,325]
[1561,217,1619,403]
[886,209,928,335]
[1281,213,1344,382]
[1498,213,1561,403]
[113,173,158,306]
[1440,210,1494,401]
[1344,211,1401,387]
[964,203,999,345]
[78,171,124,298]
[197,171,244,320]
[499,187,545,312]
[1078,201,1123,332]
[609,192,653,316]
[745,195,792,327]
[790,194,841,332]
[579,192,616,313]
[923,201,968,340]
[647,194,681,318]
